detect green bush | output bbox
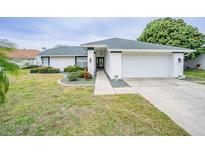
[47,68,60,73]
[30,69,38,73]
[76,70,84,78]
[67,72,79,81]
[64,66,73,72]
[64,65,83,72]
[30,67,60,73]
[37,67,48,73]
[22,65,39,69]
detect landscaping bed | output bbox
[61,66,93,86]
[110,79,130,88]
[60,76,95,86]
[105,72,129,88]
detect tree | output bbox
[0,39,19,104]
[138,17,205,59]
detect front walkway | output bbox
[94,71,115,95]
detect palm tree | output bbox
[0,39,19,104]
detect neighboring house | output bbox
[8,49,40,67]
[40,38,193,79]
[184,45,205,70]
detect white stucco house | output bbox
[40,38,194,79]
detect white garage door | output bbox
[50,57,75,71]
[122,53,173,78]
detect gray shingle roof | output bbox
[40,46,87,56]
[81,38,194,51]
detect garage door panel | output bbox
[122,54,172,78]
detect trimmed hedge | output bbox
[22,65,39,69]
[47,68,60,73]
[30,69,39,73]
[64,65,83,72]
[30,67,60,73]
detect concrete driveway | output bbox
[124,78,205,136]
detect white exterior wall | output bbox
[122,53,173,78]
[95,50,105,57]
[109,52,122,79]
[172,53,184,77]
[87,49,96,76]
[35,56,41,66]
[49,56,75,71]
[105,50,110,76]
[184,54,205,70]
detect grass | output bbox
[0,70,189,136]
[184,69,205,80]
[184,69,205,84]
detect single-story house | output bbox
[8,49,40,67]
[40,38,194,79]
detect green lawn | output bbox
[184,69,205,81]
[0,70,189,135]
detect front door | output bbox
[96,57,104,69]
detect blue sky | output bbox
[0,17,205,50]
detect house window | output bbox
[76,57,87,68]
[42,57,49,66]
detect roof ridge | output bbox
[16,48,40,51]
[136,40,191,50]
[40,46,87,56]
[81,37,193,51]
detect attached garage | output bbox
[81,38,193,79]
[122,53,173,78]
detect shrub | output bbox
[22,65,39,69]
[47,68,60,73]
[37,68,48,73]
[30,67,59,73]
[84,71,92,80]
[76,70,85,78]
[64,66,73,72]
[64,65,83,72]
[75,65,83,71]
[67,72,79,81]
[30,69,39,73]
